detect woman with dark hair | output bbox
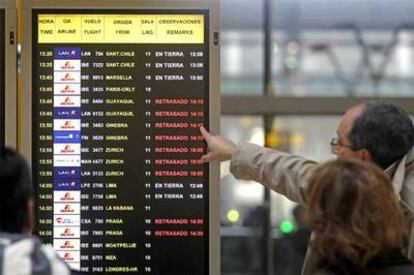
[306,160,414,275]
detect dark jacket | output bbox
[312,251,414,275]
[0,233,82,275]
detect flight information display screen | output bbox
[32,10,209,274]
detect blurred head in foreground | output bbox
[0,148,33,234]
[306,159,406,274]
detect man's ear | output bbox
[356,148,372,162]
[22,200,34,235]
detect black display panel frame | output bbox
[32,9,210,274]
[0,9,5,149]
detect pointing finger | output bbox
[201,152,214,162]
[200,127,212,142]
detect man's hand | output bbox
[200,127,236,162]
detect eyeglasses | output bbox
[330,137,354,153]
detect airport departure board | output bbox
[32,10,209,274]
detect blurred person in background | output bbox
[0,148,81,275]
[307,160,413,275]
[200,101,414,274]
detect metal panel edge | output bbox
[208,1,220,275]
[20,7,31,163]
[4,7,17,149]
[23,0,214,9]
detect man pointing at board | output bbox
[200,101,414,274]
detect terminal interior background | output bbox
[2,0,414,274]
[220,0,414,274]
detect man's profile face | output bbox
[333,105,364,161]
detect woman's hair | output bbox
[306,159,406,275]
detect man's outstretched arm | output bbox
[200,127,318,203]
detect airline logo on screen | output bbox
[54,227,80,238]
[54,84,80,95]
[53,179,80,191]
[52,47,81,270]
[53,96,81,107]
[54,144,81,155]
[53,119,81,131]
[53,131,81,143]
[54,239,80,250]
[53,108,81,120]
[53,191,81,202]
[54,215,80,226]
[54,60,81,71]
[53,203,81,214]
[53,168,80,178]
[54,48,80,59]
[57,251,80,263]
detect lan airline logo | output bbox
[54,168,80,178]
[69,110,78,117]
[53,109,80,120]
[54,48,80,59]
[69,170,77,176]
[65,181,77,188]
[53,179,81,191]
[57,181,76,188]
